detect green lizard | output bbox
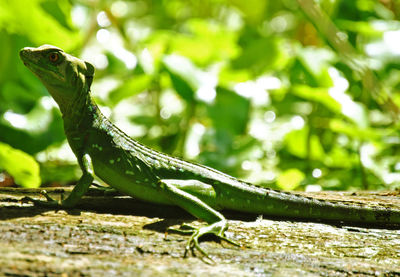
[20,45,400,260]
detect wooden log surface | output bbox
[0,187,399,276]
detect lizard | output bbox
[19,45,400,260]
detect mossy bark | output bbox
[0,187,399,276]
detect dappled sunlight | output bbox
[110,1,128,17]
[290,116,305,130]
[3,98,56,132]
[36,141,77,163]
[360,143,400,185]
[71,5,88,28]
[4,111,27,129]
[89,77,119,100]
[185,123,206,159]
[366,29,400,58]
[97,11,111,28]
[263,111,276,123]
[163,54,218,103]
[383,30,400,55]
[312,168,322,178]
[234,80,270,106]
[159,90,185,119]
[96,29,110,44]
[327,67,367,127]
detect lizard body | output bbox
[20,45,400,259]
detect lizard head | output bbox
[19,45,94,112]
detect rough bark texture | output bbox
[0,187,399,277]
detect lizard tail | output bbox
[262,192,400,227]
[224,188,400,227]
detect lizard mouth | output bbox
[20,49,46,75]
[20,49,34,66]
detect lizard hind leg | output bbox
[158,179,240,262]
[183,220,240,261]
[168,220,240,260]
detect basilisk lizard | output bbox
[19,45,400,260]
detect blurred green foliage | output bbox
[1,0,400,191]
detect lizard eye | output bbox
[48,52,60,63]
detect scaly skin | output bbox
[20,45,400,261]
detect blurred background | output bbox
[1,0,400,192]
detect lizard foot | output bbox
[89,183,119,196]
[21,190,61,208]
[168,220,240,263]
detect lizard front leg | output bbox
[158,179,240,262]
[23,153,94,208]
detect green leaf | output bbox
[292,85,341,113]
[336,20,382,37]
[329,119,386,140]
[229,0,267,23]
[219,66,252,86]
[40,0,74,30]
[108,75,153,105]
[0,0,79,49]
[292,85,368,127]
[2,81,44,113]
[285,126,325,160]
[163,55,197,102]
[0,100,64,155]
[296,46,336,86]
[163,54,218,103]
[232,37,287,74]
[40,162,78,185]
[169,19,239,65]
[0,32,12,85]
[0,141,40,188]
[208,87,250,135]
[277,168,305,190]
[324,147,356,168]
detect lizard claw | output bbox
[169,220,240,263]
[21,190,61,208]
[167,223,197,234]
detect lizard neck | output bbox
[62,88,101,135]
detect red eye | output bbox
[49,52,59,63]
